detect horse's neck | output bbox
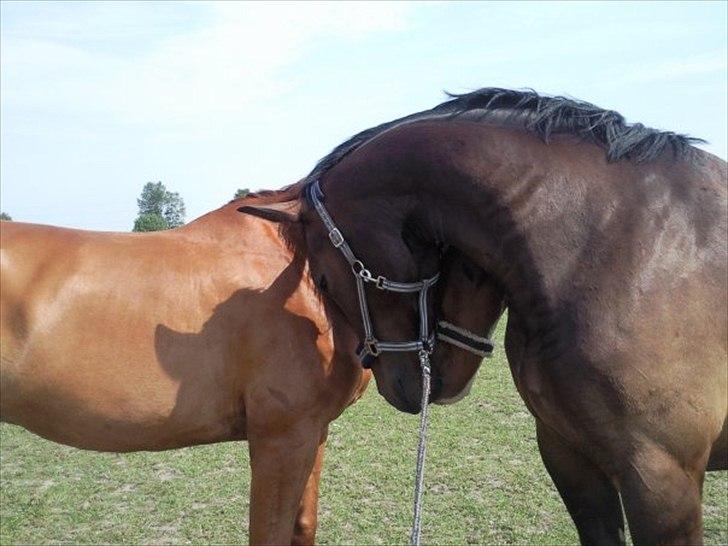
[181,201,289,250]
[414,131,637,354]
[415,128,719,361]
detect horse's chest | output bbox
[503,318,585,440]
[503,321,550,418]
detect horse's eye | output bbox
[462,262,476,282]
[318,275,328,292]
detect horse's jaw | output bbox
[432,373,477,405]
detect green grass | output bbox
[1,321,726,545]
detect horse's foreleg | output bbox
[536,421,625,546]
[619,444,705,546]
[292,428,328,546]
[248,422,324,546]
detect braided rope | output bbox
[410,350,431,546]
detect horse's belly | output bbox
[3,370,244,452]
[1,333,244,452]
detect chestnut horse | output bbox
[0,201,363,545]
[0,196,500,544]
[242,88,727,545]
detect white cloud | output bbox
[1,2,415,133]
[619,52,727,85]
[578,51,727,93]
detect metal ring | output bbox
[352,260,373,280]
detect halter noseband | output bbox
[307,180,495,367]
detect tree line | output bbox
[0,185,250,230]
[132,183,249,232]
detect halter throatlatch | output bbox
[308,180,440,367]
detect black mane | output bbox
[308,87,704,181]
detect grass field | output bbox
[1,320,726,545]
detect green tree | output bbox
[0,212,11,221]
[132,181,186,232]
[133,212,168,232]
[234,188,249,199]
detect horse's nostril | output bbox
[395,375,407,400]
[395,374,421,414]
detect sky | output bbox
[1,1,726,231]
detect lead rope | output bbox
[410,349,432,546]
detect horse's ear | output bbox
[238,200,301,224]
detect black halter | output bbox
[307,180,495,368]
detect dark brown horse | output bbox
[0,196,499,544]
[242,88,727,545]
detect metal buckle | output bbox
[365,338,380,357]
[328,228,344,248]
[375,276,386,289]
